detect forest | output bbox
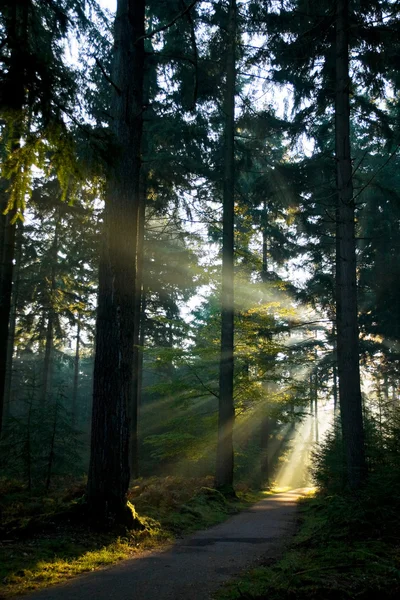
[1,0,400,598]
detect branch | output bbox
[353,144,400,202]
[180,0,199,110]
[95,58,122,95]
[188,365,220,400]
[136,0,200,43]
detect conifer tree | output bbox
[0,0,94,435]
[86,0,146,527]
[253,0,399,489]
[335,0,366,488]
[216,0,237,493]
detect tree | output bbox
[86,0,146,527]
[334,0,366,489]
[216,0,237,493]
[252,0,400,490]
[0,0,93,435]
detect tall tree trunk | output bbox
[333,355,338,413]
[309,373,315,443]
[129,50,151,480]
[87,0,145,527]
[335,0,366,490]
[3,220,22,419]
[314,377,319,444]
[0,209,16,432]
[42,218,60,405]
[137,286,147,409]
[259,202,270,487]
[260,403,270,488]
[45,399,58,491]
[216,0,236,493]
[72,316,81,428]
[0,1,27,436]
[42,313,54,403]
[261,199,268,283]
[130,174,146,480]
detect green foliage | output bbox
[218,411,400,600]
[0,373,83,491]
[143,432,198,461]
[0,476,259,597]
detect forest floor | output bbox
[0,476,270,598]
[13,488,305,600]
[217,488,400,600]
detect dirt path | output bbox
[22,489,307,600]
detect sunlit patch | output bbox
[273,398,334,490]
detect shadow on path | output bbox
[22,489,308,600]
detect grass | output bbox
[0,476,263,598]
[216,485,400,600]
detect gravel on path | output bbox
[21,488,307,600]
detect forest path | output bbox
[22,488,308,600]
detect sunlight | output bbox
[273,398,334,489]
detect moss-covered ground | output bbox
[0,477,263,598]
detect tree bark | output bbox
[259,207,270,487]
[72,317,81,428]
[0,2,28,435]
[261,199,268,283]
[216,0,236,493]
[137,286,147,407]
[87,0,145,527]
[309,373,315,443]
[45,399,58,491]
[3,220,22,420]
[314,376,319,444]
[130,173,146,480]
[260,408,270,488]
[333,362,338,408]
[42,218,60,405]
[335,0,366,490]
[0,209,16,433]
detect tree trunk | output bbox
[42,219,60,405]
[137,287,146,409]
[216,0,236,493]
[314,377,319,444]
[335,0,366,490]
[3,220,22,419]
[260,407,270,488]
[42,314,54,403]
[309,373,315,443]
[72,317,81,429]
[259,209,270,487]
[0,1,27,437]
[0,209,16,433]
[45,400,58,491]
[130,174,146,480]
[87,0,145,527]
[333,361,338,413]
[261,199,268,283]
[129,49,151,480]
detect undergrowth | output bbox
[217,417,400,600]
[0,476,260,598]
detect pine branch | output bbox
[136,0,200,43]
[353,144,400,202]
[188,365,220,400]
[95,58,122,95]
[180,0,199,110]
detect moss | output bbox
[126,501,145,530]
[0,477,260,598]
[217,492,400,600]
[197,487,228,504]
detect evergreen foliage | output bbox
[1,0,400,564]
